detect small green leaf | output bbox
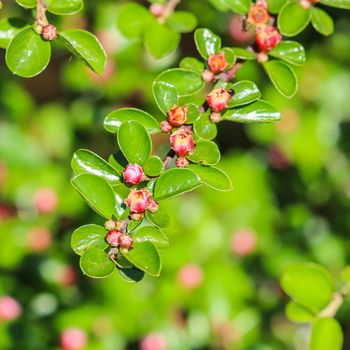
[121,241,161,276]
[144,156,164,177]
[118,267,145,283]
[341,265,350,283]
[280,262,334,313]
[72,149,121,185]
[187,140,220,165]
[45,0,83,15]
[117,121,152,166]
[188,164,233,191]
[166,11,197,33]
[114,185,130,219]
[186,103,201,124]
[267,0,288,13]
[222,0,252,15]
[310,318,343,350]
[228,80,261,108]
[221,47,236,68]
[179,57,204,73]
[153,81,178,115]
[223,100,281,123]
[154,168,201,200]
[71,224,108,256]
[264,60,298,98]
[146,207,170,228]
[320,0,350,8]
[80,248,115,278]
[71,174,116,219]
[15,0,36,8]
[269,41,306,66]
[6,27,51,78]
[0,18,26,49]
[278,1,311,36]
[232,47,256,60]
[310,7,334,36]
[133,226,169,250]
[285,301,315,323]
[104,108,160,134]
[59,29,107,76]
[193,113,217,140]
[194,28,221,59]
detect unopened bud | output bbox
[106,230,122,246]
[147,200,159,213]
[206,88,232,112]
[41,24,57,41]
[176,156,189,168]
[118,234,133,249]
[170,127,196,156]
[168,105,188,127]
[161,121,173,133]
[150,3,165,17]
[202,69,215,83]
[208,52,228,74]
[123,164,144,185]
[130,212,144,221]
[256,26,282,52]
[247,4,270,26]
[210,112,222,123]
[125,188,152,213]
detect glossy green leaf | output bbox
[223,100,281,123]
[155,68,204,96]
[188,164,233,191]
[59,29,106,76]
[278,1,311,36]
[285,301,315,323]
[71,224,108,256]
[267,0,288,13]
[45,0,83,15]
[310,318,343,350]
[186,103,201,124]
[108,151,128,173]
[153,81,178,115]
[310,7,334,36]
[194,28,221,59]
[146,207,170,228]
[320,0,350,8]
[269,41,306,66]
[104,108,160,134]
[114,185,130,219]
[0,18,26,49]
[71,174,116,219]
[128,218,143,232]
[6,27,51,78]
[222,0,252,15]
[232,47,256,60]
[228,80,261,108]
[187,140,221,165]
[221,47,236,67]
[280,262,333,313]
[264,60,298,98]
[80,248,115,278]
[15,0,36,8]
[166,11,197,33]
[193,113,217,140]
[144,156,164,177]
[179,57,204,73]
[121,241,161,276]
[118,267,145,283]
[154,168,201,200]
[133,226,169,250]
[72,149,121,185]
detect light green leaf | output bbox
[193,113,217,140]
[80,248,115,278]
[285,301,315,323]
[153,81,178,115]
[15,0,36,8]
[320,0,350,8]
[0,18,26,49]
[133,226,169,250]
[269,41,306,66]
[186,103,201,124]
[228,80,261,108]
[310,318,343,350]
[267,0,288,13]
[166,11,197,33]
[194,28,221,59]
[145,207,170,228]
[45,0,83,15]
[179,57,205,73]
[232,47,256,60]
[187,140,220,165]
[222,0,252,15]
[221,47,236,67]
[144,156,164,177]
[310,7,334,36]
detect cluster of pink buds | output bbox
[202,52,229,83]
[105,220,133,250]
[123,163,144,185]
[161,105,188,133]
[125,188,158,219]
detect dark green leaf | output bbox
[15,0,36,8]
[228,80,261,108]
[194,28,221,59]
[232,47,256,60]
[269,41,306,66]
[153,81,178,115]
[179,57,205,73]
[166,11,197,33]
[0,18,26,49]
[45,0,83,15]
[310,318,343,350]
[144,156,164,177]
[114,185,130,219]
[186,103,201,124]
[285,301,315,323]
[320,0,350,9]
[118,266,145,283]
[222,0,252,15]
[80,248,115,278]
[146,207,170,228]
[310,7,334,36]
[187,140,220,165]
[193,113,217,140]
[133,226,169,250]
[108,151,128,173]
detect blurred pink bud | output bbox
[27,227,52,252]
[57,265,77,287]
[208,52,228,74]
[268,146,290,170]
[118,234,133,249]
[150,3,165,17]
[125,188,152,213]
[60,328,87,350]
[0,296,21,321]
[161,121,173,133]
[140,332,167,350]
[106,230,122,247]
[34,188,58,214]
[41,24,57,41]
[170,127,195,156]
[177,264,203,289]
[230,229,257,256]
[207,88,232,112]
[228,15,255,46]
[123,164,144,185]
[147,200,159,213]
[130,212,144,221]
[202,69,215,83]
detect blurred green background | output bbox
[1,0,350,349]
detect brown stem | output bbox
[216,62,243,82]
[159,0,181,23]
[319,283,350,318]
[36,0,48,27]
[163,149,175,169]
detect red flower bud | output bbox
[206,88,232,112]
[125,188,152,213]
[170,127,196,156]
[0,296,21,321]
[123,164,144,185]
[147,200,159,213]
[118,234,133,249]
[106,230,122,246]
[256,26,282,52]
[41,24,57,41]
[208,52,228,74]
[168,105,188,127]
[130,212,144,221]
[202,69,215,83]
[247,4,270,26]
[160,121,173,133]
[210,112,222,123]
[150,3,165,17]
[176,156,189,168]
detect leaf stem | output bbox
[159,0,181,23]
[319,282,350,318]
[36,0,48,27]
[163,149,175,169]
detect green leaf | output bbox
[223,100,281,123]
[0,18,26,49]
[285,301,315,323]
[310,7,334,36]
[179,57,204,73]
[6,27,51,78]
[188,164,233,191]
[320,0,350,8]
[108,151,128,173]
[15,0,36,8]
[71,224,108,256]
[80,248,115,278]
[45,0,83,15]
[144,20,180,58]
[104,108,160,134]
[232,47,256,60]
[153,81,178,115]
[269,41,306,66]
[114,185,130,219]
[310,318,343,350]
[154,168,201,200]
[228,80,261,108]
[341,265,350,283]
[193,113,217,140]
[221,47,236,67]
[117,121,152,166]
[117,2,151,39]
[267,0,288,13]
[133,226,169,250]
[72,149,121,185]
[155,68,204,97]
[187,140,220,165]
[59,29,106,76]
[145,207,170,228]
[280,262,333,313]
[186,103,201,124]
[264,60,298,98]
[121,241,161,276]
[144,156,164,177]
[166,11,197,33]
[118,267,145,283]
[277,1,311,36]
[222,0,252,15]
[194,28,221,59]
[71,174,116,219]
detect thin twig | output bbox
[36,0,48,27]
[159,0,181,23]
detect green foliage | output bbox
[310,318,343,350]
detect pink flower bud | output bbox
[170,127,195,156]
[27,227,52,252]
[140,333,167,350]
[104,219,117,231]
[130,212,144,221]
[41,24,57,41]
[118,234,133,249]
[147,200,159,213]
[34,188,58,214]
[206,88,232,113]
[175,156,189,168]
[230,229,257,256]
[247,4,270,26]
[202,69,215,83]
[106,230,122,246]
[208,52,228,74]
[210,112,222,123]
[256,26,282,52]
[125,188,152,213]
[150,3,165,17]
[0,296,21,321]
[161,121,173,133]
[168,105,188,127]
[60,328,87,350]
[123,164,144,185]
[57,265,77,287]
[177,264,203,289]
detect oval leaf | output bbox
[80,248,115,278]
[0,18,26,49]
[193,113,217,140]
[133,226,169,250]
[45,0,83,15]
[145,207,170,228]
[166,11,197,33]
[310,7,334,36]
[285,301,315,323]
[153,81,178,115]
[232,47,256,60]
[15,0,36,8]
[179,57,205,73]
[143,156,164,177]
[228,80,261,108]
[269,41,306,66]
[268,0,288,13]
[187,140,221,165]
[118,267,145,283]
[222,0,252,15]
[310,318,343,350]
[194,28,221,59]
[320,0,350,8]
